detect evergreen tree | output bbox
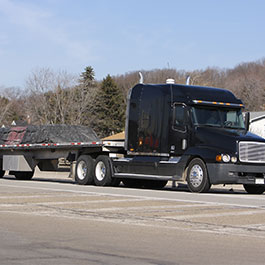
[92,75,125,137]
[80,66,95,88]
[72,66,98,126]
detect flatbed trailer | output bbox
[0,141,100,177]
[0,125,124,182]
[0,138,126,180]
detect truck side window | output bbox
[173,104,186,132]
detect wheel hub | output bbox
[189,165,203,188]
[95,161,106,181]
[77,161,87,180]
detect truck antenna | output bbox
[139,72,144,84]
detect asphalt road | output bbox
[1,172,265,265]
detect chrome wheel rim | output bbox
[95,161,106,181]
[189,164,203,188]
[77,160,87,180]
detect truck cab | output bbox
[113,83,265,194]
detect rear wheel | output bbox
[10,170,34,180]
[243,184,265,194]
[94,155,120,186]
[186,158,211,193]
[75,155,94,185]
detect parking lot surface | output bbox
[1,172,265,264]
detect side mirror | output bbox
[244,112,250,131]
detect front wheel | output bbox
[243,184,265,194]
[186,158,211,193]
[94,155,120,186]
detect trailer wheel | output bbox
[10,170,34,180]
[186,158,211,193]
[75,155,94,185]
[243,184,265,194]
[94,155,119,186]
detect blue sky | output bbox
[0,0,264,88]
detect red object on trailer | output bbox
[5,127,27,145]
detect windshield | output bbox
[191,106,245,129]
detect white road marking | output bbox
[86,203,206,212]
[163,209,265,220]
[0,194,97,199]
[199,192,265,201]
[240,223,265,229]
[0,198,150,207]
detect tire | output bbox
[75,155,94,185]
[0,170,5,178]
[186,158,211,193]
[94,155,120,186]
[142,180,168,189]
[10,170,34,180]
[243,184,265,194]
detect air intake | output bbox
[239,141,265,163]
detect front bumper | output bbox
[207,163,265,185]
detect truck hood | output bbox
[193,126,265,153]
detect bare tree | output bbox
[113,60,265,112]
[25,68,77,124]
[0,86,26,126]
[225,61,265,111]
[22,58,265,128]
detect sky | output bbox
[0,0,265,88]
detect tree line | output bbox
[0,58,264,137]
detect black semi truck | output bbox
[1,81,265,194]
[111,81,265,194]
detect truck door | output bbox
[169,103,189,155]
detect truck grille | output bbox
[239,142,265,163]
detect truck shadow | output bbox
[119,182,248,195]
[3,174,75,185]
[3,175,248,195]
[168,184,247,195]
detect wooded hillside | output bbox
[0,58,264,137]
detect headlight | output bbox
[222,154,230,163]
[216,154,237,163]
[231,156,237,163]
